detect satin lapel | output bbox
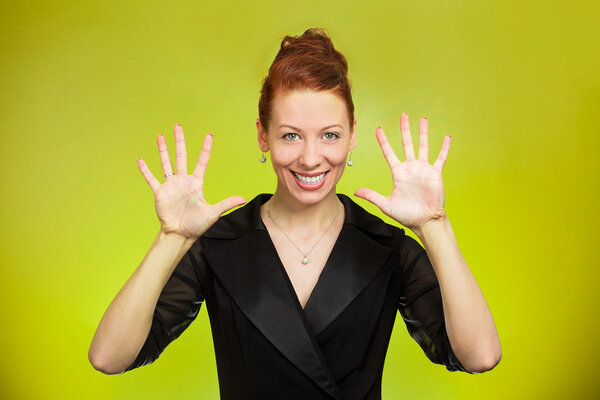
[302,224,395,336]
[201,231,341,400]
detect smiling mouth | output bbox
[291,170,328,184]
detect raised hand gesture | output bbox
[136,124,247,239]
[354,113,450,232]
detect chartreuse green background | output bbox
[1,0,597,398]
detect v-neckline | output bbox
[258,203,346,313]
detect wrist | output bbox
[412,214,451,240]
[157,229,197,247]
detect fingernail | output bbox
[207,133,213,137]
[175,123,181,127]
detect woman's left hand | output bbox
[354,112,451,232]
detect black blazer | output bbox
[125,193,471,399]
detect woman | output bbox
[89,28,501,399]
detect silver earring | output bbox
[259,152,266,163]
[347,151,353,166]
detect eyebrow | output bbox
[277,124,343,132]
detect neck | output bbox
[262,187,343,234]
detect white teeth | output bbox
[294,171,326,184]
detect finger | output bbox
[157,134,174,180]
[375,127,401,170]
[400,112,416,161]
[433,135,451,172]
[418,117,429,162]
[354,188,388,211]
[174,123,188,175]
[136,158,161,193]
[213,196,248,217]
[192,133,213,182]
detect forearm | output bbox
[412,215,501,373]
[88,229,196,374]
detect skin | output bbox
[136,126,247,239]
[256,88,356,233]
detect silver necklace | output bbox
[267,204,340,265]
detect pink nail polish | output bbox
[175,123,181,127]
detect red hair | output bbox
[258,28,355,132]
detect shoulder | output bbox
[338,193,409,248]
[340,194,428,262]
[346,201,429,275]
[200,193,270,242]
[374,220,411,252]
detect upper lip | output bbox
[291,170,328,177]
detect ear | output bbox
[349,118,357,151]
[256,118,270,152]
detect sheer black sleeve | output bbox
[123,240,205,372]
[397,233,473,373]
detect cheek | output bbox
[326,148,349,166]
[270,148,296,168]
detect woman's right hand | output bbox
[136,123,247,240]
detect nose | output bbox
[298,139,322,169]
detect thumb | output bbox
[354,188,387,210]
[214,196,247,217]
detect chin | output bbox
[289,189,334,206]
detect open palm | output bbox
[136,124,247,239]
[354,113,451,231]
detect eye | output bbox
[283,132,299,141]
[323,132,340,140]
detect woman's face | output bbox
[256,88,357,206]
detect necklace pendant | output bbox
[301,256,309,265]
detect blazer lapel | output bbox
[302,223,394,336]
[200,193,395,399]
[202,231,341,399]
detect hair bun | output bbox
[279,28,348,75]
[258,27,355,132]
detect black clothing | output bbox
[124,193,471,399]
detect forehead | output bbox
[271,89,347,130]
